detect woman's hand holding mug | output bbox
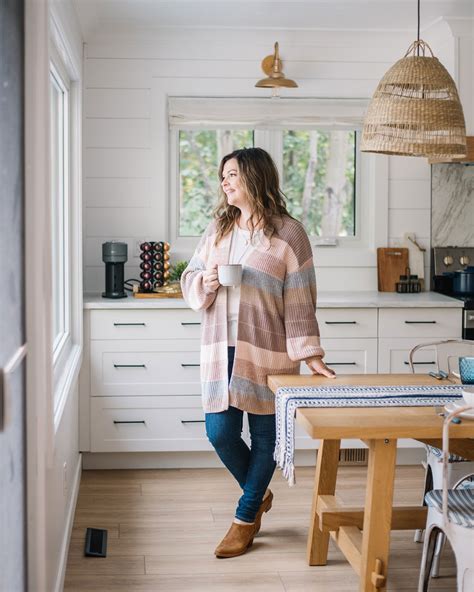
[305,356,336,378]
[203,264,220,293]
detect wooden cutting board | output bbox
[377,247,409,292]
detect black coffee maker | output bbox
[102,241,128,298]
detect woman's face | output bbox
[221,158,249,210]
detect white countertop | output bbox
[84,291,463,310]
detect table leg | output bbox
[307,438,341,565]
[360,438,397,592]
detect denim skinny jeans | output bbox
[205,347,276,523]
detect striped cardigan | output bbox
[181,216,324,415]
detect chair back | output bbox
[409,339,474,376]
[442,403,474,529]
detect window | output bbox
[175,126,356,241]
[50,62,70,355]
[169,97,387,261]
[48,27,83,427]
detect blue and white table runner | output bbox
[273,384,465,486]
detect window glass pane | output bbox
[50,71,66,350]
[282,130,356,237]
[179,130,254,237]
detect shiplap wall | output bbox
[83,28,435,293]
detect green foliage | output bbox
[282,130,355,237]
[169,260,189,282]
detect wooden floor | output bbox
[64,464,456,591]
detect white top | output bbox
[227,225,263,346]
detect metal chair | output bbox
[418,404,474,591]
[409,339,474,578]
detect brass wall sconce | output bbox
[255,42,298,95]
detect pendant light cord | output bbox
[417,0,421,56]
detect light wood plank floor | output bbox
[64,465,456,591]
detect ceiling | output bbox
[72,0,474,40]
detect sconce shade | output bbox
[255,42,298,89]
[361,41,466,158]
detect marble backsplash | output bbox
[432,163,474,247]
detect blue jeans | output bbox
[205,347,276,523]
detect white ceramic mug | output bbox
[218,264,242,287]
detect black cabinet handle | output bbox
[404,361,436,365]
[181,420,205,424]
[113,364,146,368]
[181,322,201,326]
[181,363,200,367]
[325,362,357,366]
[325,321,357,325]
[113,322,146,326]
[404,321,437,324]
[113,420,146,425]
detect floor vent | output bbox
[339,448,368,466]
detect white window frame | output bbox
[168,97,388,267]
[50,60,71,361]
[49,18,83,431]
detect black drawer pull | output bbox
[404,320,437,324]
[404,361,436,365]
[181,363,200,367]
[113,420,146,425]
[325,362,357,366]
[181,322,201,326]
[113,322,146,326]
[113,364,146,368]
[325,321,357,325]
[181,420,205,424]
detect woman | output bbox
[181,147,335,559]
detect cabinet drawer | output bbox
[303,338,378,375]
[90,396,211,452]
[378,308,461,339]
[91,340,201,396]
[317,308,377,338]
[378,338,438,374]
[90,309,202,340]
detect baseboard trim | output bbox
[53,453,82,592]
[82,448,426,470]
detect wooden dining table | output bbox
[267,373,474,592]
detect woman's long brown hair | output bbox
[213,147,294,245]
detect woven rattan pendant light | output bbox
[361,0,466,158]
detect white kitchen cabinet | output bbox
[90,395,211,452]
[90,308,201,340]
[301,338,378,376]
[378,308,461,374]
[81,306,204,452]
[317,308,377,339]
[80,295,463,458]
[378,308,461,339]
[90,339,201,396]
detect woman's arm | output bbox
[282,221,335,377]
[180,224,219,312]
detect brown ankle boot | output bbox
[254,489,273,535]
[214,522,256,558]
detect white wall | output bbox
[83,26,444,293]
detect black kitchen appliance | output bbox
[432,246,474,339]
[102,241,128,299]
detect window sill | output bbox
[53,343,82,433]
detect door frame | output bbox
[25,1,53,590]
